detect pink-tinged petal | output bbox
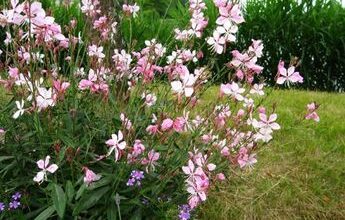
[171,81,182,93]
[44,156,51,168]
[184,87,194,97]
[198,191,207,201]
[36,159,45,170]
[287,66,295,76]
[259,113,267,122]
[105,139,115,146]
[187,186,196,195]
[33,171,45,183]
[118,141,126,150]
[270,122,281,130]
[276,77,286,85]
[188,160,195,172]
[118,130,123,141]
[46,164,58,173]
[188,195,200,209]
[269,114,277,122]
[182,166,191,175]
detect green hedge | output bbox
[237,0,345,91]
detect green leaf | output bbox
[0,156,14,162]
[34,206,55,220]
[52,184,67,219]
[66,180,75,203]
[75,183,86,200]
[73,187,109,215]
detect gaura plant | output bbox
[0,0,317,219]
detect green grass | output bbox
[200,89,345,219]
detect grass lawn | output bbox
[1,87,344,219]
[200,89,345,219]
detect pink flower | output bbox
[276,61,303,85]
[33,156,58,184]
[78,69,97,90]
[120,113,132,130]
[237,147,257,168]
[253,113,281,131]
[53,80,70,94]
[122,3,140,18]
[132,140,146,157]
[105,131,126,161]
[182,160,210,209]
[141,150,160,172]
[8,67,19,79]
[216,173,225,181]
[81,0,100,16]
[250,83,265,96]
[83,167,101,186]
[220,82,245,101]
[173,117,187,132]
[88,45,105,61]
[141,92,157,107]
[305,102,320,122]
[146,124,159,135]
[161,118,174,131]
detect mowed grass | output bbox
[1,87,344,219]
[200,88,345,219]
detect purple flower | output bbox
[126,178,135,186]
[0,202,5,212]
[178,204,192,220]
[126,170,144,187]
[12,192,21,200]
[131,170,144,180]
[9,200,20,210]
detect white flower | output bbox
[36,87,55,110]
[13,100,25,119]
[216,22,238,42]
[33,156,58,184]
[105,131,126,161]
[250,83,265,96]
[171,73,197,97]
[207,31,226,54]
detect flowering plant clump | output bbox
[0,0,318,219]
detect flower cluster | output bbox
[178,204,192,220]
[0,192,22,213]
[0,0,320,219]
[126,170,145,187]
[175,0,208,40]
[228,40,264,83]
[207,1,244,54]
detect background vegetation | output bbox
[2,0,344,91]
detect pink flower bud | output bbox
[258,106,266,114]
[216,173,225,181]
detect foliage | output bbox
[0,0,320,219]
